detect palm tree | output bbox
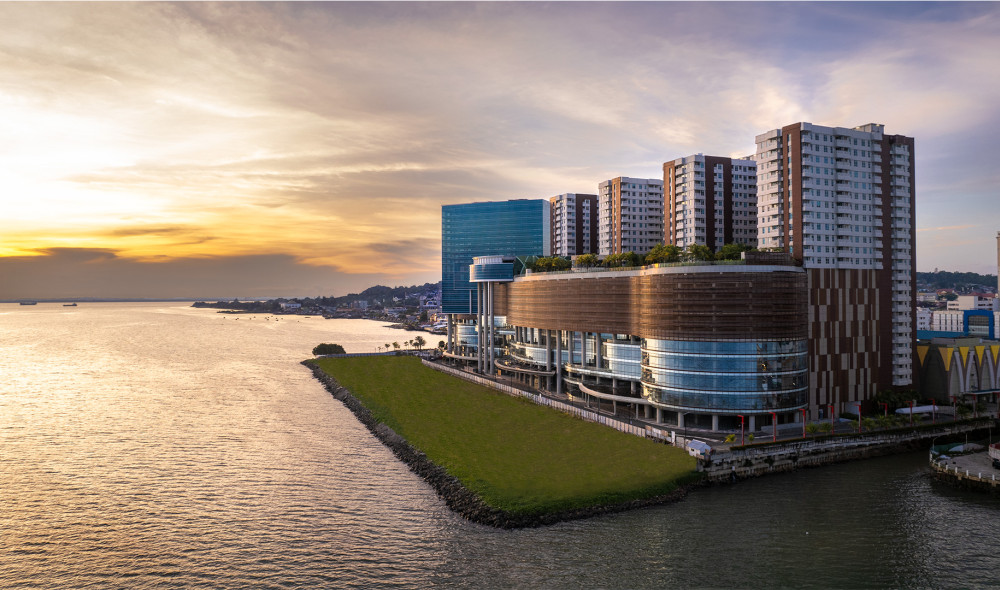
[414,335,426,351]
[392,341,400,351]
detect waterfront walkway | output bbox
[931,450,1000,491]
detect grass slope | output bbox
[314,356,698,515]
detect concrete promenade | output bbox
[931,451,1000,493]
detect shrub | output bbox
[313,343,347,355]
[805,422,819,435]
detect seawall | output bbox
[701,421,996,482]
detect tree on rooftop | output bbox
[604,251,640,268]
[532,256,571,272]
[716,242,755,261]
[575,253,600,268]
[683,244,714,262]
[645,243,681,264]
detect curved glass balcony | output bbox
[640,338,808,414]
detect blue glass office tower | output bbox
[441,200,550,315]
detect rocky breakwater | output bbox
[302,359,697,528]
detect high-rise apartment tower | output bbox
[754,122,915,417]
[598,177,664,256]
[663,154,757,250]
[550,193,598,257]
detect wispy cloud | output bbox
[1,2,998,295]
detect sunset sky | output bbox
[2,2,999,299]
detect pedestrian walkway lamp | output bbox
[828,404,835,433]
[737,414,745,446]
[907,400,915,427]
[800,408,807,438]
[879,402,888,417]
[770,411,777,442]
[854,402,863,433]
[950,395,958,422]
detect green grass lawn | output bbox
[314,356,699,515]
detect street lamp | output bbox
[800,408,807,438]
[737,414,745,446]
[879,402,888,418]
[854,401,863,433]
[907,400,915,427]
[950,395,958,423]
[769,411,778,442]
[828,404,835,433]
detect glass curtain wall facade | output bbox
[441,200,550,315]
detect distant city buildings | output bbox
[549,193,598,256]
[598,177,663,255]
[663,154,757,250]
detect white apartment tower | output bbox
[598,177,664,255]
[663,154,757,250]
[755,122,916,417]
[549,193,598,257]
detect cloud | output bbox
[1,2,999,292]
[916,224,981,233]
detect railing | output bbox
[523,259,747,277]
[423,359,667,443]
[316,351,406,358]
[930,458,1000,485]
[717,420,995,462]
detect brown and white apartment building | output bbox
[549,193,598,257]
[663,154,758,250]
[754,122,916,419]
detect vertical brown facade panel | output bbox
[807,268,880,413]
[612,178,622,254]
[663,161,676,245]
[704,156,718,249]
[780,124,801,255]
[548,196,557,256]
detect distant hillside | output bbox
[916,271,997,291]
[330,282,440,307]
[193,282,441,312]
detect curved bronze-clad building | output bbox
[497,265,805,342]
[458,260,808,432]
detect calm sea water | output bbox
[1,302,997,589]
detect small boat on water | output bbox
[63,303,78,307]
[19,301,37,306]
